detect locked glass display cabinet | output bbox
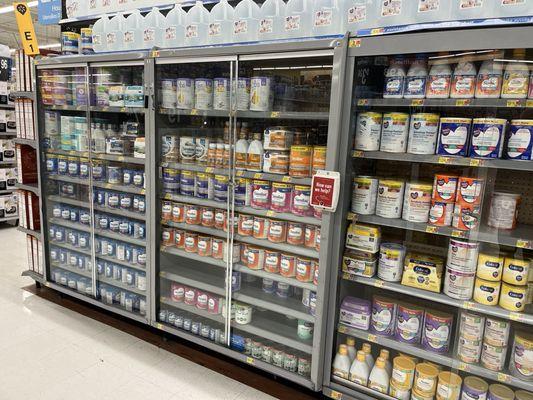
[36,54,152,322]
[152,40,347,389]
[322,27,533,400]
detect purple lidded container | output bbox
[339,296,371,330]
[370,296,397,337]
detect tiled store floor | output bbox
[0,227,278,400]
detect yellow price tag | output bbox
[438,156,451,164]
[270,111,280,118]
[509,312,524,322]
[348,38,362,48]
[374,280,385,288]
[338,325,347,334]
[516,239,531,249]
[411,99,424,106]
[367,334,377,343]
[451,230,464,238]
[266,210,274,217]
[330,390,343,400]
[357,99,369,106]
[152,50,160,57]
[254,173,262,179]
[190,109,198,115]
[117,156,125,161]
[120,107,126,112]
[140,189,146,195]
[157,323,163,329]
[426,225,438,234]
[370,28,383,35]
[456,362,468,371]
[506,99,521,108]
[353,150,364,158]
[236,170,244,176]
[526,100,533,108]
[164,193,172,200]
[246,357,255,365]
[463,301,475,310]
[282,176,291,183]
[205,167,214,173]
[455,99,471,106]
[497,373,511,383]
[469,158,482,167]
[44,281,50,287]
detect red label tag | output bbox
[311,175,335,209]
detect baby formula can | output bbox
[296,257,314,282]
[197,236,212,257]
[447,239,479,273]
[432,174,458,203]
[237,214,254,236]
[470,118,507,159]
[80,28,93,54]
[474,277,501,306]
[212,238,224,259]
[487,192,521,230]
[185,204,201,225]
[61,32,80,55]
[444,267,475,300]
[481,342,507,371]
[460,311,485,341]
[414,363,439,396]
[354,112,383,151]
[251,180,271,209]
[505,120,533,160]
[484,318,510,347]
[437,118,472,156]
[196,173,214,199]
[477,253,505,281]
[184,232,198,253]
[270,183,292,212]
[499,282,527,312]
[395,303,424,344]
[292,185,312,216]
[287,222,305,245]
[487,384,514,400]
[311,146,326,174]
[402,182,432,223]
[264,250,280,273]
[370,296,397,336]
[456,177,484,205]
[352,176,379,215]
[194,78,213,110]
[200,207,215,227]
[436,372,462,400]
[247,247,265,270]
[452,202,481,231]
[391,356,416,389]
[172,203,184,223]
[378,243,407,282]
[304,225,316,248]
[457,336,483,364]
[213,77,230,110]
[421,310,453,353]
[267,220,287,243]
[407,113,440,155]
[176,78,194,109]
[380,112,410,153]
[389,381,411,400]
[503,257,531,286]
[376,179,405,219]
[161,79,177,109]
[253,217,269,239]
[180,137,196,164]
[236,77,251,110]
[509,331,533,381]
[289,145,313,177]
[234,178,252,206]
[214,175,229,203]
[461,377,488,400]
[429,200,454,226]
[263,151,290,174]
[280,254,296,277]
[250,76,272,111]
[178,171,194,196]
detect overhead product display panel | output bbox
[153,39,347,390]
[36,53,151,321]
[323,27,533,400]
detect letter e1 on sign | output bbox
[13,2,40,55]
[310,170,340,212]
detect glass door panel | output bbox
[38,65,96,297]
[155,58,234,347]
[88,62,148,317]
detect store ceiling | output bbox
[0,0,60,50]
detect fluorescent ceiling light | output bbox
[0,1,38,15]
[40,43,62,49]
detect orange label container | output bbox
[432,174,459,203]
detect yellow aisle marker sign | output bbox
[13,3,40,55]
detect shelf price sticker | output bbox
[282,176,292,183]
[456,362,468,371]
[497,373,511,383]
[374,280,385,288]
[349,38,361,48]
[455,99,471,106]
[236,170,244,176]
[270,111,280,118]
[462,301,475,310]
[451,230,464,238]
[253,173,262,179]
[411,99,424,106]
[509,312,524,322]
[366,334,377,343]
[205,167,214,173]
[338,325,348,334]
[157,323,164,330]
[438,156,452,164]
[356,99,369,106]
[516,239,532,249]
[426,225,438,234]
[469,158,482,167]
[527,100,533,108]
[246,357,255,365]
[266,210,275,217]
[164,193,172,200]
[506,99,522,108]
[353,150,364,158]
[330,390,343,399]
[190,109,198,115]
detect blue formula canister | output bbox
[213,175,229,202]
[179,170,195,196]
[46,155,58,175]
[80,209,91,225]
[119,220,131,236]
[68,157,80,177]
[437,117,472,156]
[506,119,533,160]
[109,217,120,232]
[52,204,62,218]
[61,206,71,220]
[61,32,79,55]
[195,173,214,199]
[67,230,79,246]
[59,248,68,264]
[70,208,79,222]
[92,161,106,181]
[107,166,122,184]
[79,158,90,178]
[123,169,133,186]
[234,178,251,206]
[50,247,59,262]
[162,168,180,193]
[133,170,144,188]
[96,260,105,276]
[120,193,133,210]
[470,118,507,159]
[54,226,65,242]
[78,232,90,249]
[106,192,120,209]
[58,155,68,175]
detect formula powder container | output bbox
[161,79,177,108]
[432,174,458,203]
[406,113,440,155]
[339,296,371,330]
[477,252,505,281]
[352,176,379,215]
[473,277,501,306]
[503,257,531,286]
[487,385,514,400]
[289,145,312,177]
[354,112,383,151]
[376,179,405,219]
[481,342,507,371]
[421,310,453,353]
[509,331,533,381]
[436,372,462,400]
[506,120,533,160]
[395,303,424,344]
[487,192,521,230]
[437,118,471,156]
[176,78,194,109]
[194,78,213,110]
[429,200,454,226]
[402,181,432,223]
[250,77,273,111]
[377,243,406,282]
[499,282,527,312]
[447,239,479,273]
[213,78,230,110]
[461,377,488,400]
[456,176,484,205]
[370,296,397,336]
[391,356,415,390]
[380,113,410,153]
[414,363,439,397]
[470,118,507,159]
[484,317,510,348]
[444,267,475,300]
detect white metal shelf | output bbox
[158,108,229,118]
[348,213,533,250]
[46,149,145,165]
[15,182,39,195]
[236,205,321,226]
[338,323,533,392]
[48,195,146,221]
[160,296,313,353]
[162,220,318,258]
[50,217,91,232]
[17,226,42,240]
[21,270,45,283]
[161,245,317,291]
[10,91,35,100]
[160,162,229,176]
[159,267,314,322]
[14,138,38,148]
[354,97,533,109]
[90,106,146,114]
[50,241,92,256]
[353,150,533,172]
[95,229,146,247]
[158,107,329,120]
[48,175,146,195]
[96,254,146,272]
[48,195,89,208]
[162,193,226,209]
[44,105,86,112]
[236,170,312,186]
[343,274,533,325]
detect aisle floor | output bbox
[0,227,280,400]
